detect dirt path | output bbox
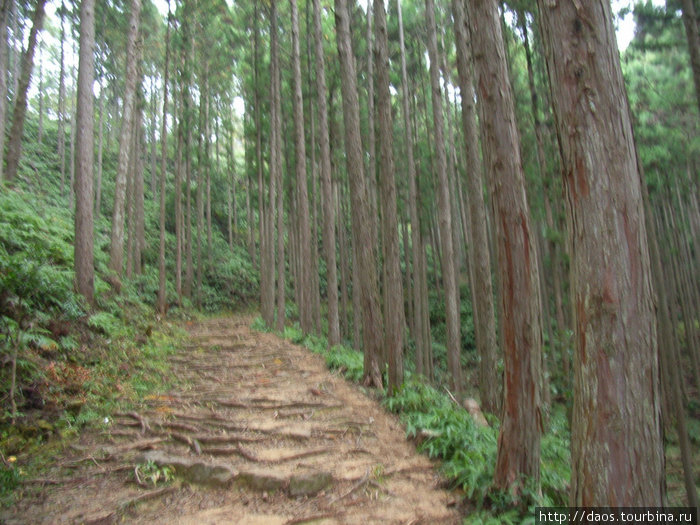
[6,316,462,524]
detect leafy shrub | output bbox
[87,312,120,337]
[324,345,364,382]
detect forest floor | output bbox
[3,315,463,524]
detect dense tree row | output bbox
[1,0,698,511]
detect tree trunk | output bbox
[374,0,404,391]
[313,0,339,346]
[537,0,664,506]
[275,93,286,332]
[125,121,137,279]
[134,115,146,276]
[95,85,104,215]
[108,0,142,279]
[175,90,183,303]
[74,0,96,305]
[452,0,500,414]
[205,86,212,266]
[680,0,700,115]
[291,0,313,334]
[425,0,463,395]
[0,0,9,183]
[365,6,379,265]
[150,75,157,196]
[470,0,543,496]
[37,49,42,144]
[157,0,171,316]
[335,0,384,386]
[184,90,194,299]
[397,0,430,378]
[3,0,47,184]
[57,3,66,194]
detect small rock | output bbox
[237,468,288,492]
[289,470,333,497]
[463,398,489,427]
[137,450,236,487]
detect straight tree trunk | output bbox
[37,49,42,144]
[175,90,184,303]
[3,0,47,184]
[374,0,404,391]
[134,116,146,275]
[313,0,340,346]
[57,4,66,194]
[397,0,430,378]
[537,0,664,506]
[680,0,700,115]
[95,85,104,215]
[365,7,379,261]
[291,0,313,334]
[275,88,286,332]
[452,0,500,414]
[338,182,350,340]
[125,120,137,279]
[264,0,281,329]
[74,0,96,305]
[184,90,194,299]
[150,75,157,196]
[196,86,205,306]
[108,0,142,278]
[157,0,171,316]
[334,0,384,387]
[205,86,212,265]
[0,0,10,182]
[425,0,463,395]
[470,0,543,496]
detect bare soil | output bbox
[4,315,463,524]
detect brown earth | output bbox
[4,315,463,524]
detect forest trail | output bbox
[6,315,462,525]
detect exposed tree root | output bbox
[285,512,339,525]
[116,412,150,434]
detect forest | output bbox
[0,0,698,522]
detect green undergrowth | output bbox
[252,316,571,523]
[0,186,191,506]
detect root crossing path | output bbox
[10,316,462,524]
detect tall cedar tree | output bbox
[313,0,340,346]
[74,0,96,305]
[334,0,384,387]
[0,0,9,182]
[425,0,463,395]
[109,0,142,278]
[3,0,47,184]
[537,0,664,505]
[451,0,500,413]
[290,0,313,334]
[374,0,404,391]
[470,0,544,496]
[157,0,172,316]
[397,0,431,378]
[271,1,286,332]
